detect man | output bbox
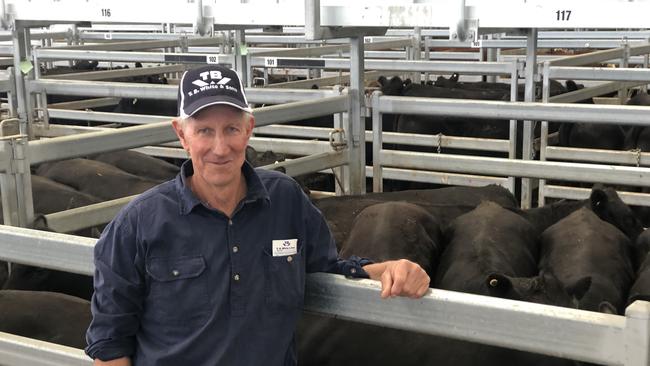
[85,65,430,366]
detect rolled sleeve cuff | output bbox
[85,339,134,361]
[343,255,374,278]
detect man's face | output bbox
[173,104,254,190]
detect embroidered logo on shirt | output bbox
[272,239,298,256]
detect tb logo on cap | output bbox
[191,70,231,88]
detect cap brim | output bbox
[182,95,252,118]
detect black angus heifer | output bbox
[339,201,443,278]
[314,184,517,248]
[36,158,159,201]
[0,290,91,348]
[540,207,635,314]
[517,185,643,243]
[433,201,539,294]
[432,201,591,366]
[298,201,589,366]
[91,150,180,182]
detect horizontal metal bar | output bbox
[544,185,650,207]
[254,96,348,127]
[374,166,508,187]
[52,36,225,51]
[0,225,94,276]
[0,30,69,42]
[381,131,509,153]
[548,81,645,104]
[29,79,178,99]
[253,38,412,57]
[379,150,650,187]
[131,146,188,160]
[48,109,172,124]
[30,79,334,104]
[249,138,332,156]
[34,49,235,65]
[251,57,513,75]
[43,64,190,81]
[259,151,346,177]
[546,146,650,166]
[427,39,647,49]
[377,96,650,126]
[262,71,381,89]
[549,44,650,67]
[549,66,650,82]
[28,121,177,165]
[254,125,333,140]
[0,331,91,366]
[48,97,121,110]
[305,273,627,365]
[44,196,137,233]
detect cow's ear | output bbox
[377,76,387,86]
[485,273,512,297]
[590,186,608,210]
[599,301,618,314]
[564,276,591,302]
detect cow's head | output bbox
[485,271,591,308]
[590,185,644,242]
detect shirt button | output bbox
[172,270,180,276]
[350,268,357,274]
[228,220,233,226]
[233,274,240,281]
[232,246,239,253]
[286,256,293,263]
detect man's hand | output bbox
[362,259,430,299]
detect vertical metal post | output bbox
[423,35,431,83]
[619,39,630,103]
[332,85,346,196]
[412,27,422,84]
[624,301,650,366]
[521,28,538,209]
[11,24,33,138]
[371,91,383,192]
[234,29,249,87]
[641,38,650,93]
[0,136,34,227]
[486,34,497,83]
[347,36,366,195]
[507,59,520,194]
[32,49,49,130]
[538,61,551,207]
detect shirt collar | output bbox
[176,160,270,215]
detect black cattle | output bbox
[314,184,517,247]
[540,207,635,314]
[36,158,159,201]
[517,186,643,243]
[3,265,93,301]
[91,150,179,182]
[31,175,103,216]
[339,201,443,278]
[298,200,589,366]
[0,290,91,348]
[559,122,627,150]
[433,201,539,293]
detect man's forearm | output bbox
[94,357,131,366]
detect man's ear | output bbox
[171,118,189,151]
[246,114,255,137]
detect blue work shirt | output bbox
[85,160,371,365]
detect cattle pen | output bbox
[0,0,650,365]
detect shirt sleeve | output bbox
[85,205,145,361]
[298,186,373,278]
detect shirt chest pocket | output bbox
[146,255,209,323]
[264,245,305,311]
